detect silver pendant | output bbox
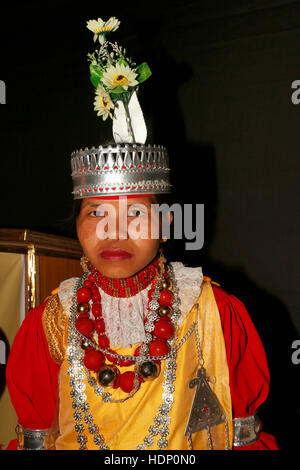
[185,367,226,436]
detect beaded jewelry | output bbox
[75,253,179,395]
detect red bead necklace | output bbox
[75,260,176,394]
[91,258,159,298]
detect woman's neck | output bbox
[90,257,159,298]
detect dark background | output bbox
[0,0,299,449]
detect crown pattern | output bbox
[71,144,171,198]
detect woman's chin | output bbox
[93,259,138,279]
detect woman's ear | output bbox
[159,210,173,242]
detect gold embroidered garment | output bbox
[42,279,233,450]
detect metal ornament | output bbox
[113,92,147,144]
[71,144,171,199]
[184,367,226,436]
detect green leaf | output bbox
[110,86,127,95]
[117,57,129,67]
[136,62,152,83]
[90,64,103,88]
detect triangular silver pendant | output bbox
[185,367,226,436]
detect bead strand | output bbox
[75,258,180,395]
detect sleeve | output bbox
[212,284,279,450]
[5,295,63,449]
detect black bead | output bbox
[81,339,90,350]
[140,361,158,378]
[98,368,116,386]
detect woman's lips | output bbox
[100,249,133,261]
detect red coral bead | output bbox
[119,371,137,393]
[153,319,174,340]
[92,303,102,317]
[98,334,109,348]
[83,280,93,289]
[120,357,134,367]
[105,348,118,365]
[83,349,105,372]
[92,293,101,302]
[148,339,169,356]
[78,312,90,320]
[77,287,91,303]
[148,288,154,300]
[75,318,94,337]
[94,318,105,333]
[159,290,173,306]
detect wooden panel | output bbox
[0,253,23,449]
[38,255,83,303]
[0,229,82,259]
[0,229,83,311]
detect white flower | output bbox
[94,85,114,120]
[86,17,120,44]
[101,63,139,90]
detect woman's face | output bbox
[76,196,162,278]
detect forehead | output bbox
[81,196,154,208]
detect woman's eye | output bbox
[89,210,105,217]
[128,209,146,217]
[128,205,148,217]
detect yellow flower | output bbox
[101,63,139,91]
[94,85,114,120]
[86,17,120,44]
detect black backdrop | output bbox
[1,0,300,449]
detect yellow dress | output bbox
[43,273,233,450]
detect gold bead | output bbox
[158,305,173,317]
[77,302,89,314]
[161,278,172,290]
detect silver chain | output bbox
[75,322,197,362]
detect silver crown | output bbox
[71,143,171,199]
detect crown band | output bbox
[71,143,171,199]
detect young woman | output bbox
[5,188,278,450]
[6,16,278,451]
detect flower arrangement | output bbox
[86,17,152,142]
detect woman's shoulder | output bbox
[55,276,80,310]
[171,262,203,318]
[171,261,251,324]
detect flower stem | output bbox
[122,93,136,143]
